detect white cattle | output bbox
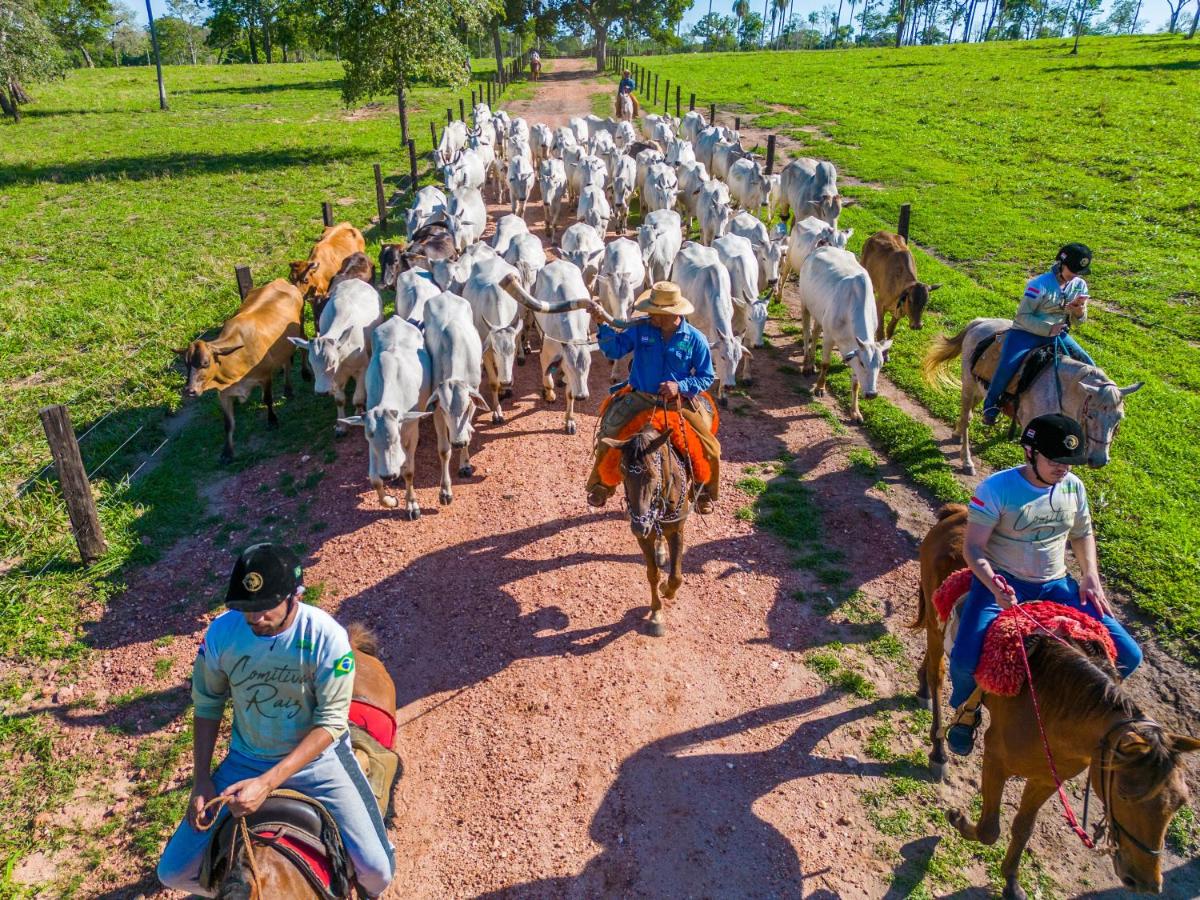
[730,212,788,293]
[429,241,496,294]
[613,120,636,151]
[507,152,538,219]
[697,177,733,246]
[538,157,569,243]
[635,148,666,197]
[584,114,615,138]
[638,209,683,286]
[551,125,577,158]
[339,317,431,517]
[643,162,680,214]
[779,215,854,294]
[714,233,767,364]
[423,292,487,504]
[779,157,842,226]
[443,148,487,193]
[394,267,440,324]
[490,214,530,257]
[577,183,611,237]
[570,154,607,200]
[460,255,525,423]
[695,126,739,171]
[796,246,890,422]
[530,122,553,161]
[610,154,637,234]
[568,116,589,145]
[491,111,511,159]
[711,141,748,182]
[405,185,447,239]
[643,113,676,143]
[508,117,530,146]
[665,138,696,171]
[671,241,744,405]
[437,120,468,166]
[445,187,487,253]
[503,231,549,357]
[289,279,382,434]
[727,157,771,216]
[676,159,709,232]
[599,142,624,184]
[681,110,706,146]
[589,128,615,159]
[596,238,646,383]
[472,102,492,129]
[560,222,606,288]
[767,173,783,221]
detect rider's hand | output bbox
[587,301,606,324]
[991,574,1017,610]
[1067,296,1088,315]
[1049,323,1066,337]
[188,773,217,830]
[1080,575,1112,618]
[222,776,274,818]
[658,381,680,401]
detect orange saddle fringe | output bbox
[596,390,719,489]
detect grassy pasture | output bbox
[636,35,1200,652]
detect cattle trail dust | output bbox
[49,56,1200,899]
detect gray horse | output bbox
[923,317,1142,475]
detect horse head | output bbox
[602,427,676,539]
[1075,377,1143,467]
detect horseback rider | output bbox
[945,414,1142,755]
[981,243,1096,426]
[616,68,639,118]
[585,281,721,515]
[157,544,395,897]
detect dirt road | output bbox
[39,57,1199,899]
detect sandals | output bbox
[946,702,982,756]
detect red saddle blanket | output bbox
[258,830,333,892]
[350,698,397,750]
[596,390,719,490]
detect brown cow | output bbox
[288,222,366,313]
[176,278,304,464]
[861,230,940,341]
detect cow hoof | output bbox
[851,412,864,424]
[543,390,557,403]
[517,357,526,367]
[492,412,505,425]
[719,395,729,408]
[741,377,754,388]
[813,386,826,398]
[963,462,976,476]
[405,505,421,521]
[380,494,399,509]
[916,692,933,711]
[458,464,475,478]
[439,489,453,506]
[500,388,513,400]
[565,421,576,436]
[334,426,348,439]
[648,620,666,638]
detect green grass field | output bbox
[635,35,1200,654]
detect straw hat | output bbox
[634,281,694,316]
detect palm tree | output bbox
[774,0,790,46]
[733,0,750,45]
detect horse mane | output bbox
[348,622,379,658]
[217,848,253,900]
[1027,636,1177,795]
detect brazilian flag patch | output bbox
[332,652,355,677]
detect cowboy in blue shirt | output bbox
[585,282,720,513]
[616,69,638,117]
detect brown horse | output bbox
[601,425,691,636]
[215,624,396,899]
[913,509,1200,898]
[530,57,542,81]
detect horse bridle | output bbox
[1085,716,1164,858]
[625,438,686,536]
[1079,379,1120,452]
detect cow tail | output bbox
[921,324,970,388]
[347,622,380,658]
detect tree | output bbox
[737,9,765,46]
[1188,0,1198,37]
[107,0,139,64]
[41,0,113,67]
[546,0,687,71]
[1103,0,1141,33]
[166,0,206,63]
[691,12,737,49]
[0,0,66,120]
[1164,0,1188,30]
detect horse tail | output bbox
[348,622,380,658]
[922,323,971,388]
[910,585,928,630]
[935,502,967,522]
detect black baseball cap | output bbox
[225,543,302,612]
[1021,414,1088,465]
[1056,242,1092,275]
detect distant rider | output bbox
[157,544,395,897]
[945,414,1141,755]
[982,243,1096,426]
[616,68,638,118]
[586,282,720,514]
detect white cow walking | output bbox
[671,241,744,406]
[405,185,447,239]
[638,209,683,286]
[394,267,440,324]
[559,222,606,290]
[713,233,767,365]
[460,255,526,424]
[596,238,646,383]
[730,212,788,294]
[779,157,842,227]
[538,157,569,243]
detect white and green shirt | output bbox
[192,604,355,760]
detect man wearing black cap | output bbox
[157,544,394,897]
[981,243,1097,426]
[943,414,1142,754]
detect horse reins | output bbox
[197,796,264,895]
[1089,717,1164,858]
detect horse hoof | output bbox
[917,694,933,711]
[458,465,475,478]
[947,808,970,836]
[1002,883,1028,900]
[543,390,557,403]
[406,505,421,521]
[851,412,864,424]
[930,760,949,782]
[719,396,729,408]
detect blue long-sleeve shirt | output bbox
[597,320,714,397]
[618,76,636,94]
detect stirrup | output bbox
[946,692,984,756]
[981,408,1000,427]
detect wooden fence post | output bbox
[39,405,107,565]
[235,265,253,301]
[709,102,716,124]
[459,98,465,122]
[471,90,476,108]
[373,164,388,233]
[765,135,777,175]
[898,203,912,242]
[735,116,741,131]
[689,92,695,111]
[654,73,659,105]
[322,202,333,227]
[446,108,453,125]
[407,139,418,185]
[675,85,681,117]
[486,80,492,106]
[430,120,438,155]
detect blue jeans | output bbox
[948,570,1141,708]
[982,329,1095,416]
[157,735,394,898]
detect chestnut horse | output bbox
[913,507,1200,898]
[601,425,691,636]
[214,624,397,899]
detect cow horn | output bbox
[1119,382,1144,397]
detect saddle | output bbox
[596,387,719,489]
[349,697,402,816]
[970,329,1089,414]
[201,790,353,899]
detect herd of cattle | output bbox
[177,100,940,515]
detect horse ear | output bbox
[1120,382,1144,397]
[1168,734,1200,754]
[600,436,630,449]
[645,430,672,454]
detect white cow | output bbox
[727,157,771,216]
[530,122,553,161]
[589,128,615,159]
[714,233,767,366]
[779,157,842,226]
[796,246,890,422]
[597,238,646,382]
[289,279,382,434]
[681,110,706,146]
[423,292,487,504]
[635,148,666,198]
[610,154,637,234]
[443,148,487,193]
[613,120,637,151]
[712,142,747,182]
[697,177,733,246]
[508,117,530,146]
[437,120,468,166]
[570,154,606,200]
[568,116,589,145]
[695,125,739,170]
[643,113,676,144]
[429,241,496,294]
[552,125,578,159]
[491,111,511,159]
[472,102,492,129]
[638,209,683,286]
[671,242,744,405]
[538,157,569,243]
[767,173,783,222]
[445,187,487,253]
[779,215,854,295]
[730,212,788,293]
[460,255,525,423]
[584,114,615,138]
[676,160,710,232]
[643,162,680,214]
[405,185,447,239]
[507,152,538,219]
[490,214,530,257]
[503,231,549,357]
[559,221,606,289]
[665,138,696,171]
[577,183,611,237]
[338,317,432,517]
[394,267,440,323]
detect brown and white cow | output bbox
[288,221,366,315]
[860,230,940,340]
[176,278,304,464]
